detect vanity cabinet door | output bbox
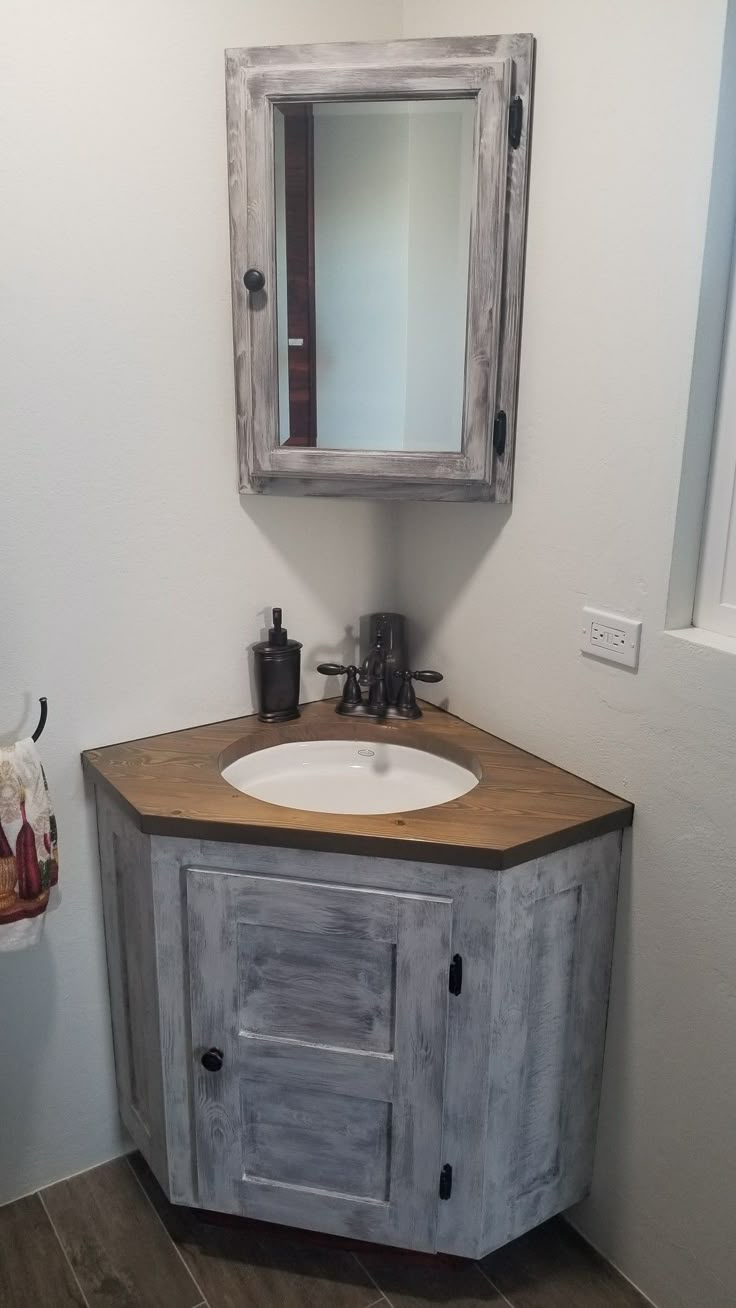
[186,868,452,1251]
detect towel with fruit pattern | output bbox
[0,737,58,950]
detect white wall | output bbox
[0,0,399,1206]
[397,4,735,1307]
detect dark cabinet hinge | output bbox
[493,410,507,459]
[509,96,523,148]
[448,954,463,996]
[439,1164,453,1200]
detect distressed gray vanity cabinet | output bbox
[94,785,622,1258]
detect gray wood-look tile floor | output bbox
[0,1154,650,1308]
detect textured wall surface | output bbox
[0,0,399,1206]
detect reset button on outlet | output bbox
[581,607,641,669]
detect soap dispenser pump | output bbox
[253,608,302,723]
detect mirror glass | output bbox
[273,98,476,452]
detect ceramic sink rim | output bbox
[220,738,480,815]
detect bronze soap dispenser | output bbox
[253,608,302,723]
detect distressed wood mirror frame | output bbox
[226,35,534,501]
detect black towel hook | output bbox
[32,697,48,742]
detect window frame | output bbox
[694,243,736,639]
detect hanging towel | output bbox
[0,738,59,951]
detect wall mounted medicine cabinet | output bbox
[226,35,534,501]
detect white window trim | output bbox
[694,248,736,639]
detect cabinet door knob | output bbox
[243,268,265,293]
[201,1047,224,1072]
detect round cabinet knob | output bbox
[201,1047,224,1072]
[243,268,265,293]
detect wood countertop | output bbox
[82,700,633,870]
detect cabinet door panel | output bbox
[187,867,451,1250]
[239,922,394,1050]
[242,1081,391,1199]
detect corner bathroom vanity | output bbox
[83,702,632,1258]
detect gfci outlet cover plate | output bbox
[581,606,642,669]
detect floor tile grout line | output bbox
[125,1157,210,1308]
[129,1160,390,1308]
[352,1251,394,1308]
[475,1259,518,1308]
[37,1191,92,1308]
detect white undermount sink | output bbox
[221,739,478,815]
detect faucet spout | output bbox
[364,636,389,718]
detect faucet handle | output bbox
[395,669,443,719]
[318,662,373,685]
[318,664,366,714]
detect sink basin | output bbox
[221,739,478,815]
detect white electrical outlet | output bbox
[581,607,641,669]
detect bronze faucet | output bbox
[318,633,443,720]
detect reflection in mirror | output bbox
[274,99,476,453]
